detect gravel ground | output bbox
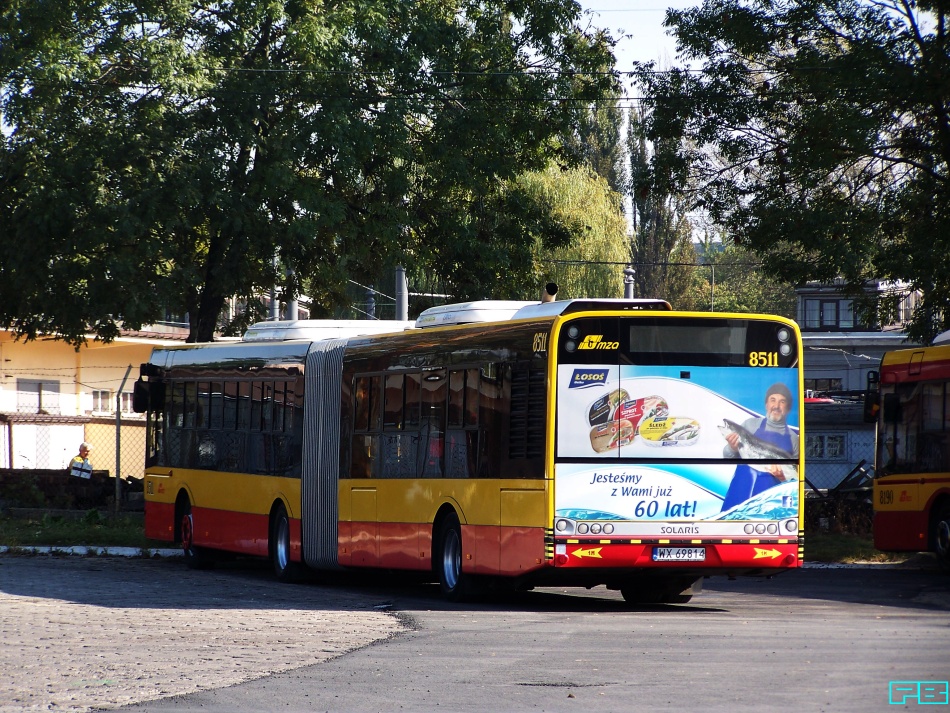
[0,555,404,712]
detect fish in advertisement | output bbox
[717,419,798,482]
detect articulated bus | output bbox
[866,345,950,566]
[134,300,805,603]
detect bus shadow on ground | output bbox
[3,553,945,613]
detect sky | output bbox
[580,1,697,71]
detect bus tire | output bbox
[933,500,950,568]
[179,499,214,570]
[271,502,303,583]
[437,512,475,602]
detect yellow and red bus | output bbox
[134,300,804,602]
[867,344,950,564]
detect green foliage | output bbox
[692,239,798,317]
[564,99,626,194]
[518,164,630,299]
[0,0,617,343]
[633,0,950,343]
[628,106,698,304]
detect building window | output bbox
[839,301,854,328]
[806,433,847,460]
[803,298,861,330]
[16,379,61,415]
[92,390,112,413]
[91,390,135,414]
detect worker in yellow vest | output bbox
[69,442,93,479]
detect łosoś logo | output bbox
[569,369,609,388]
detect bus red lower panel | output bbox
[555,541,799,569]
[145,503,300,560]
[874,511,929,552]
[192,507,270,557]
[344,522,546,576]
[145,502,175,542]
[378,522,427,571]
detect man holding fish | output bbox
[721,382,799,482]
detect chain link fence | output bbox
[0,414,147,511]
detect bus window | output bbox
[446,369,479,479]
[236,381,251,430]
[478,363,504,478]
[352,375,381,478]
[384,374,404,430]
[421,369,446,478]
[464,368,479,427]
[448,370,464,427]
[354,376,372,432]
[404,372,421,430]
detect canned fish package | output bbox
[638,416,701,446]
[588,388,629,426]
[589,419,635,453]
[614,395,669,431]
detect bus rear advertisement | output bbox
[135,299,804,603]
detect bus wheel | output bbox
[437,512,474,602]
[180,500,214,570]
[934,502,950,567]
[271,503,303,583]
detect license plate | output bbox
[652,547,705,562]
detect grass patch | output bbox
[0,511,165,549]
[804,531,908,564]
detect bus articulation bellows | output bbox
[134,300,805,603]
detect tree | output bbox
[0,0,616,344]
[633,0,950,343]
[518,164,630,299]
[692,238,798,317]
[564,98,626,194]
[627,105,698,304]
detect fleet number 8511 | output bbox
[748,351,779,367]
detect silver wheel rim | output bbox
[182,513,195,555]
[442,529,461,591]
[937,519,950,559]
[276,517,290,571]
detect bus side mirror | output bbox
[132,380,150,413]
[132,379,165,413]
